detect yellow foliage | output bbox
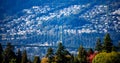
[41,57,48,63]
[92,52,120,63]
[65,55,71,58]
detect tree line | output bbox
[0,33,120,63]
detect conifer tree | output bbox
[17,49,22,63]
[3,43,16,63]
[21,50,28,63]
[118,41,120,51]
[33,56,40,63]
[46,47,54,63]
[78,45,87,63]
[73,56,79,63]
[0,43,3,63]
[112,46,117,52]
[95,38,102,52]
[103,33,113,53]
[0,43,3,53]
[56,42,70,63]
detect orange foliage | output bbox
[87,51,98,63]
[41,57,48,63]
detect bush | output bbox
[92,52,120,63]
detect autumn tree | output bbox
[92,52,120,63]
[41,57,48,63]
[87,48,94,56]
[95,38,102,52]
[103,33,113,53]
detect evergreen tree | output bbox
[21,50,28,63]
[3,43,16,63]
[73,56,79,63]
[33,56,40,63]
[118,41,120,51]
[0,43,3,53]
[17,49,22,63]
[78,45,87,63]
[69,54,74,63]
[0,43,3,63]
[112,46,117,52]
[56,42,71,63]
[103,33,113,53]
[46,47,54,63]
[95,38,102,52]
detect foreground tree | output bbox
[118,41,120,51]
[78,45,87,63]
[95,38,102,52]
[46,47,54,63]
[92,52,120,63]
[2,43,16,63]
[16,49,22,63]
[41,57,48,63]
[21,50,28,63]
[112,46,117,52]
[0,43,3,63]
[33,56,40,63]
[73,56,79,63]
[87,48,94,56]
[56,42,71,63]
[103,33,113,52]
[0,43,3,53]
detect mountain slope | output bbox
[0,0,120,48]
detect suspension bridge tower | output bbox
[58,26,63,44]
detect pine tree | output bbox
[21,50,28,63]
[17,49,22,63]
[3,43,16,63]
[56,42,71,63]
[103,33,113,53]
[56,42,65,63]
[73,56,79,63]
[112,46,117,52]
[118,41,120,51]
[33,56,40,63]
[95,38,102,52]
[78,45,87,63]
[0,43,3,54]
[46,47,54,63]
[0,43,3,63]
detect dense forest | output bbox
[0,33,120,63]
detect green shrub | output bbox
[92,52,120,63]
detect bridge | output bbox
[2,44,79,49]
